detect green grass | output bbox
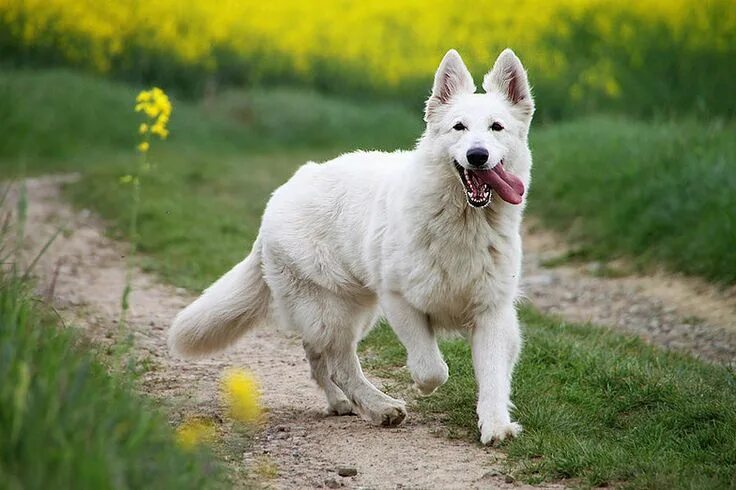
[360,309,736,488]
[0,69,420,168]
[530,116,736,284]
[0,259,222,488]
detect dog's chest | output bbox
[399,211,520,322]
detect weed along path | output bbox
[17,176,736,488]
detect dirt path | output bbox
[16,176,529,489]
[13,176,736,488]
[522,223,736,363]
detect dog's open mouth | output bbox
[453,160,525,207]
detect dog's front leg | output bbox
[381,292,448,395]
[472,303,522,445]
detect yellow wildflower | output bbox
[221,368,262,424]
[151,122,169,139]
[143,104,159,119]
[134,87,172,151]
[175,418,216,450]
[135,87,172,123]
[136,91,152,103]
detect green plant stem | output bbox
[119,141,148,328]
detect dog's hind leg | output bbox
[283,283,406,426]
[303,341,354,415]
[323,316,407,427]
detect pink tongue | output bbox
[475,164,525,205]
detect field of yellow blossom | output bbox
[1,0,734,118]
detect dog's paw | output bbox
[377,402,407,427]
[359,397,407,427]
[327,398,355,416]
[409,357,449,396]
[479,420,522,445]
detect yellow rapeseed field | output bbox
[1,0,733,113]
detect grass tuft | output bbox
[0,193,223,488]
[530,116,736,284]
[0,277,222,488]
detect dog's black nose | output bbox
[466,148,489,167]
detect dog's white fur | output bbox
[169,49,534,444]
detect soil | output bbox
[523,222,736,363]
[10,175,736,488]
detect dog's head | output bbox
[424,49,534,208]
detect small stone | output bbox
[481,470,501,479]
[337,467,358,477]
[504,475,515,484]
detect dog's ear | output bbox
[483,49,534,120]
[424,49,475,122]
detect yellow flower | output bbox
[151,122,169,139]
[138,123,149,134]
[137,141,150,153]
[221,368,262,424]
[134,87,172,123]
[143,104,159,119]
[136,91,152,103]
[176,418,216,450]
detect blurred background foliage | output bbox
[1,0,734,120]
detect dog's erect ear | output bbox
[483,49,534,119]
[424,49,475,122]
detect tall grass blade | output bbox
[21,225,64,281]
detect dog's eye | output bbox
[452,122,467,131]
[490,122,504,132]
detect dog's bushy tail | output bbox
[168,237,271,358]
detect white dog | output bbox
[169,48,534,444]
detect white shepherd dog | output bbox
[169,48,534,444]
